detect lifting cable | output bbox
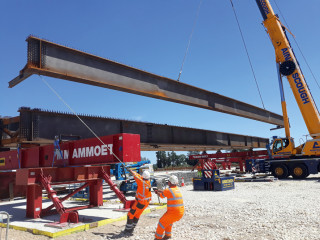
[229,0,266,109]
[273,0,320,91]
[177,0,203,81]
[40,76,129,169]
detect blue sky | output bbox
[1,1,320,163]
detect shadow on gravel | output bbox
[93,230,133,239]
[280,177,320,182]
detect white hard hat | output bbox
[169,175,179,185]
[142,170,150,180]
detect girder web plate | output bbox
[9,36,283,126]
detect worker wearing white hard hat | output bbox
[124,169,152,234]
[154,175,184,240]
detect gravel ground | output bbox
[3,173,320,240]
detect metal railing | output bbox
[0,211,10,240]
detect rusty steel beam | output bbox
[1,107,269,151]
[9,36,284,126]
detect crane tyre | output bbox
[291,164,308,179]
[272,164,289,179]
[279,60,296,76]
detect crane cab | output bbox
[271,137,295,156]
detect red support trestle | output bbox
[41,182,91,215]
[38,173,79,223]
[0,133,144,222]
[18,165,134,222]
[190,150,270,172]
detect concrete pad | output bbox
[0,190,166,238]
[0,170,190,238]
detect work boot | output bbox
[163,236,171,239]
[124,228,134,232]
[123,228,134,235]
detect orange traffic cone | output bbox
[181,177,185,187]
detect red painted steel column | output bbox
[239,161,244,172]
[90,179,103,206]
[26,185,42,218]
[227,161,231,170]
[222,162,226,170]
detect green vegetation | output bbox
[155,151,202,169]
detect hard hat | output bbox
[142,170,150,180]
[168,175,179,185]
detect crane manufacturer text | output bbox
[292,73,310,104]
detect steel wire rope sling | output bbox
[39,76,131,170]
[229,0,266,109]
[40,76,164,206]
[177,0,203,81]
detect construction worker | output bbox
[124,168,152,234]
[196,164,202,177]
[154,175,184,240]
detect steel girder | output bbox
[9,36,284,127]
[1,107,269,151]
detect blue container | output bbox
[193,170,235,191]
[214,177,235,191]
[193,178,205,190]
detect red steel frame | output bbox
[18,166,135,223]
[190,150,269,172]
[0,133,139,223]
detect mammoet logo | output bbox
[57,144,113,160]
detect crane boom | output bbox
[256,0,320,138]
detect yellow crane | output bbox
[255,0,320,178]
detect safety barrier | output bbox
[0,211,10,240]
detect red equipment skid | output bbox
[190,150,269,172]
[0,133,139,223]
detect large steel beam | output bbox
[9,36,284,126]
[1,108,269,151]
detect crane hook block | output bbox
[279,60,296,76]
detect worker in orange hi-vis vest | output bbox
[124,168,152,234]
[154,175,184,240]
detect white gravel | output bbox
[5,173,320,240]
[122,174,320,240]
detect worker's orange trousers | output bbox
[125,199,150,231]
[155,209,184,239]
